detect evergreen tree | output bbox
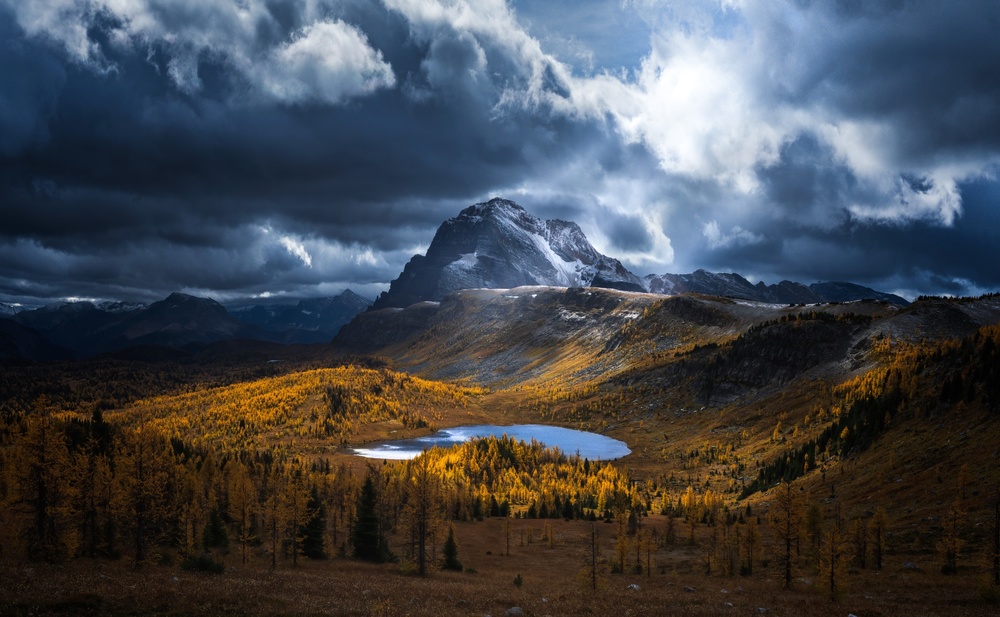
[442,524,462,571]
[202,506,229,551]
[302,485,327,560]
[352,472,390,563]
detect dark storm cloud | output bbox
[1,0,999,305]
[619,0,1000,296]
[751,0,1000,167]
[686,175,1000,297]
[0,0,619,302]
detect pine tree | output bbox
[586,522,601,590]
[850,518,868,569]
[261,472,289,570]
[352,472,390,563]
[442,524,462,571]
[302,485,327,560]
[202,506,229,552]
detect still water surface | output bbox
[350,424,630,461]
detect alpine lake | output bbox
[349,424,630,461]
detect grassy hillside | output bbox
[3,291,1000,614]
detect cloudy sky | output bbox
[2,0,999,305]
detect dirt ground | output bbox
[1,517,996,617]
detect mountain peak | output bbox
[460,197,526,219]
[163,292,207,304]
[372,198,644,309]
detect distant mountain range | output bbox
[229,290,372,344]
[373,197,909,309]
[644,271,909,306]
[0,290,371,360]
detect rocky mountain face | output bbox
[644,270,910,306]
[230,290,372,343]
[338,284,1000,402]
[371,198,645,309]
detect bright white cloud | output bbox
[577,0,998,228]
[702,220,763,250]
[253,20,395,104]
[1,0,395,105]
[279,235,313,268]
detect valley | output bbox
[3,283,1000,616]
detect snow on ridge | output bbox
[448,252,479,272]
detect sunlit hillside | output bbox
[3,291,1000,616]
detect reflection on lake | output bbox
[350,424,630,461]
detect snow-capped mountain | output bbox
[644,270,909,306]
[0,302,40,317]
[372,198,645,309]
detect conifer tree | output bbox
[820,523,848,602]
[261,469,289,570]
[302,485,327,560]
[773,482,802,588]
[352,471,390,563]
[227,461,257,565]
[15,416,78,562]
[284,469,312,567]
[742,516,759,576]
[991,485,1000,586]
[442,524,462,571]
[402,455,439,575]
[114,427,172,566]
[850,517,868,569]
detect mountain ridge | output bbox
[645,270,910,306]
[3,290,370,359]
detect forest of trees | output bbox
[2,318,1000,602]
[744,324,1000,496]
[0,404,648,572]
